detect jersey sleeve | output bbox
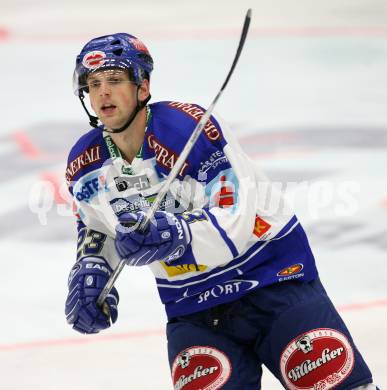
[75,218,121,270]
[175,115,259,268]
[65,130,121,270]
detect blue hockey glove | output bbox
[115,211,192,266]
[65,257,119,334]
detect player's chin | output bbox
[100,117,124,130]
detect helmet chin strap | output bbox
[79,85,151,133]
[79,93,99,128]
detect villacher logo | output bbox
[172,346,231,390]
[280,328,354,390]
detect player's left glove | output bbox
[115,211,192,266]
[65,257,119,334]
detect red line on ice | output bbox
[0,27,9,41]
[337,298,387,312]
[12,130,43,159]
[0,329,164,352]
[0,299,386,352]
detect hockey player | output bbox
[65,33,378,389]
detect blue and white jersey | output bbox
[66,101,318,319]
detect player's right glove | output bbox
[115,211,191,266]
[65,257,119,334]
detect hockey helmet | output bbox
[73,33,153,96]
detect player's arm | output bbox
[114,115,258,268]
[65,136,122,334]
[65,219,120,334]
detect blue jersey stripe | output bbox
[206,208,239,258]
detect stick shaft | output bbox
[97,9,252,308]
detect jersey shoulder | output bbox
[146,101,230,178]
[149,101,226,147]
[65,126,109,186]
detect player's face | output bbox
[87,69,148,130]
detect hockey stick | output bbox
[97,8,252,310]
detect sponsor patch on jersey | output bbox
[147,134,189,177]
[110,193,181,216]
[114,174,150,192]
[253,216,271,238]
[213,175,235,208]
[160,262,207,277]
[277,263,305,282]
[172,346,232,390]
[168,102,222,142]
[198,151,229,181]
[197,279,259,304]
[277,264,303,277]
[66,146,101,184]
[207,169,239,210]
[82,51,106,69]
[73,172,109,203]
[104,134,121,159]
[280,328,355,390]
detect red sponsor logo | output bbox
[147,134,189,177]
[168,102,222,142]
[277,264,304,277]
[253,216,271,238]
[280,328,354,390]
[128,37,150,54]
[66,146,101,184]
[82,51,106,69]
[172,346,231,390]
[213,175,235,208]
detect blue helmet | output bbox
[73,32,153,95]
